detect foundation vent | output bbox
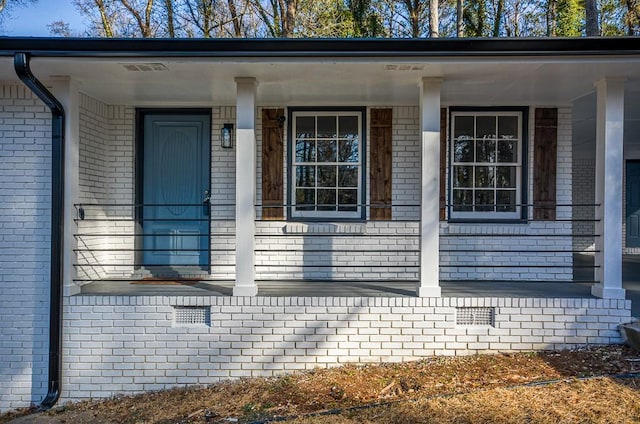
[174,306,211,326]
[456,307,495,326]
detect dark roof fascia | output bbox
[0,36,639,58]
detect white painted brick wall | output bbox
[74,104,574,283]
[60,295,631,403]
[76,95,135,281]
[572,159,595,252]
[0,85,51,412]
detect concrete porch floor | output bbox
[78,254,640,318]
[79,279,595,298]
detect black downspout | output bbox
[14,52,65,409]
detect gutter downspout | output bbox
[14,52,65,409]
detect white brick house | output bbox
[0,37,638,412]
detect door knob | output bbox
[203,190,211,216]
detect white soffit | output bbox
[6,56,640,106]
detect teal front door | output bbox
[626,160,640,248]
[141,113,211,271]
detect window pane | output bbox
[296,166,315,187]
[296,189,315,211]
[338,189,358,211]
[453,189,473,211]
[317,140,337,162]
[296,116,315,139]
[476,139,496,163]
[338,165,358,187]
[475,190,495,212]
[476,116,496,139]
[338,138,359,162]
[496,166,516,188]
[453,165,473,188]
[317,189,337,211]
[454,139,474,162]
[497,139,517,163]
[317,165,336,187]
[497,190,516,212]
[475,166,495,188]
[498,116,518,139]
[339,116,358,138]
[317,116,336,138]
[296,140,315,162]
[454,116,474,139]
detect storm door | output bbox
[139,112,211,273]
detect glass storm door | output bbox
[141,113,210,270]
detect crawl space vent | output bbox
[456,307,495,326]
[174,306,210,326]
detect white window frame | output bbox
[449,110,524,220]
[290,110,363,220]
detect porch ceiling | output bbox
[2,55,640,106]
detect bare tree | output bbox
[119,0,155,37]
[252,0,298,37]
[456,0,464,36]
[626,0,640,34]
[585,0,599,34]
[430,0,439,36]
[280,0,298,37]
[493,0,504,35]
[546,0,556,35]
[165,0,176,36]
[0,0,38,24]
[86,0,115,36]
[402,0,426,36]
[48,20,74,36]
[228,0,242,35]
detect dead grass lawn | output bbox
[2,345,640,424]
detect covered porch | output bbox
[9,39,636,302]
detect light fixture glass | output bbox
[221,123,234,149]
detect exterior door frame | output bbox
[134,108,212,273]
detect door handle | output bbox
[203,190,211,216]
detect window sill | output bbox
[447,218,528,225]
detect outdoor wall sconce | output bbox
[221,123,234,149]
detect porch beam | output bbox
[418,77,442,297]
[234,77,258,296]
[592,78,626,300]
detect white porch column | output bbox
[52,77,81,296]
[592,78,626,299]
[234,77,258,296]
[418,78,442,297]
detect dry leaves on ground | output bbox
[2,345,640,424]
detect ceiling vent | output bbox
[122,63,168,72]
[385,64,425,71]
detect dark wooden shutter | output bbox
[370,109,393,220]
[533,108,558,220]
[262,108,284,220]
[440,108,447,221]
